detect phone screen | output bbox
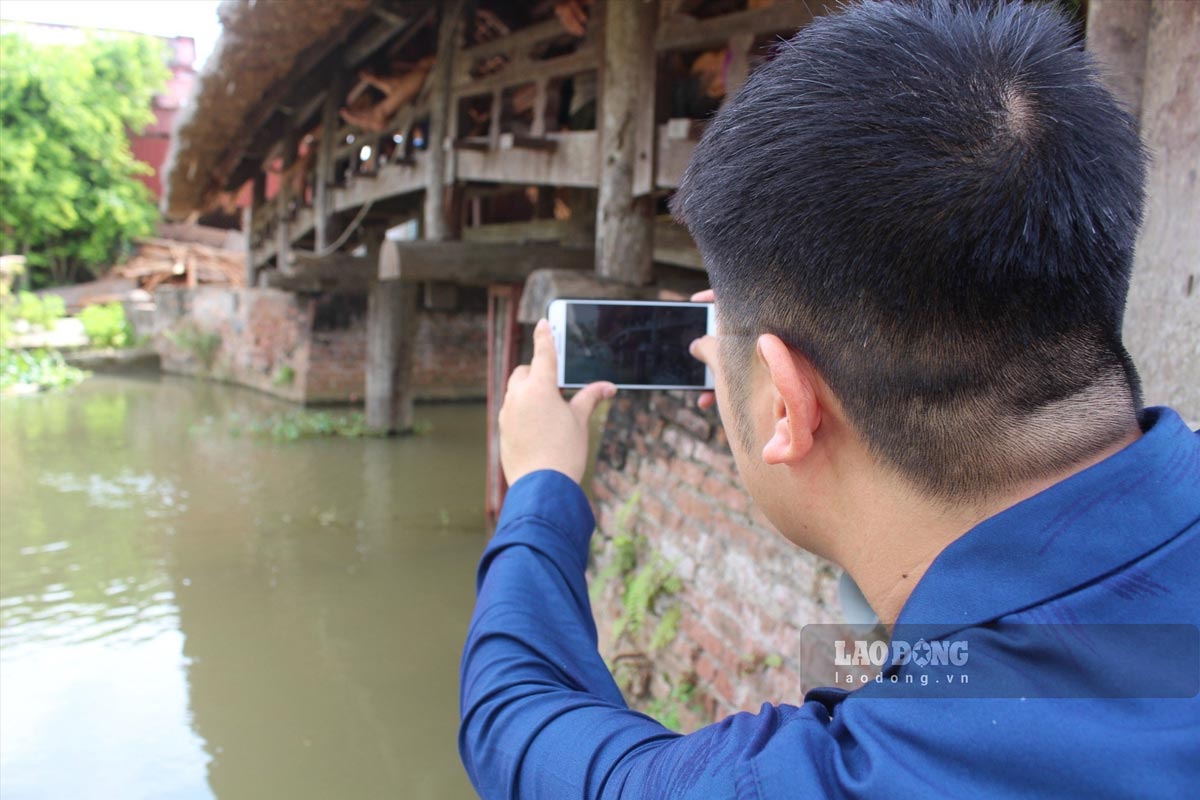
[563,302,710,388]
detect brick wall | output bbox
[587,390,844,731]
[154,286,487,404]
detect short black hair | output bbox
[671,0,1148,501]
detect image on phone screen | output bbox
[562,302,711,388]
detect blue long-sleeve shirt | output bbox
[460,407,1200,798]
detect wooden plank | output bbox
[653,216,704,270]
[596,0,657,285]
[655,124,698,188]
[455,130,599,187]
[656,1,820,52]
[462,219,569,244]
[453,45,598,96]
[499,132,558,152]
[378,240,593,285]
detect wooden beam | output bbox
[656,1,821,52]
[378,240,592,285]
[424,0,465,242]
[499,133,558,152]
[596,0,657,286]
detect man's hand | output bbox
[500,318,617,486]
[689,289,718,410]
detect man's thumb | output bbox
[570,382,617,420]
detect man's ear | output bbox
[757,334,821,466]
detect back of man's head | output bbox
[672,0,1148,502]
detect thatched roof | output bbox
[162,0,375,219]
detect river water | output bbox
[0,374,485,799]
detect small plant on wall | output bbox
[165,324,221,370]
[590,488,713,732]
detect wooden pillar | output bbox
[595,0,657,285]
[424,0,465,242]
[276,132,300,275]
[245,171,266,286]
[315,74,348,251]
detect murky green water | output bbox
[0,374,485,799]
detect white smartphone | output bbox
[547,298,716,390]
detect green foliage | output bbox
[644,678,701,732]
[79,302,134,348]
[271,364,296,386]
[165,325,221,369]
[13,291,65,329]
[0,31,168,287]
[590,488,683,651]
[239,410,372,442]
[0,347,88,393]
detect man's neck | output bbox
[837,423,1143,628]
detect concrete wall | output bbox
[1089,0,1199,420]
[154,286,487,404]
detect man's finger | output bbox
[690,289,714,303]
[569,381,617,420]
[530,318,558,381]
[508,364,530,387]
[689,334,718,367]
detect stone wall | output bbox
[154,286,487,404]
[587,390,844,730]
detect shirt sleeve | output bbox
[457,469,836,799]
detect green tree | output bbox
[0,31,168,287]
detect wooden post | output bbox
[424,0,465,242]
[315,72,348,251]
[276,132,300,275]
[722,31,754,107]
[595,0,657,286]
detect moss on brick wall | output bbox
[588,390,844,731]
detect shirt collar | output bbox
[894,407,1200,638]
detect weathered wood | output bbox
[722,31,754,106]
[665,117,707,141]
[378,240,593,285]
[453,137,492,151]
[461,219,569,245]
[655,124,698,188]
[653,216,704,270]
[366,279,420,434]
[455,130,599,187]
[596,0,657,285]
[453,46,599,96]
[424,0,465,241]
[499,133,558,152]
[315,70,348,251]
[564,188,597,249]
[656,1,820,52]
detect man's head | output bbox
[673,0,1147,507]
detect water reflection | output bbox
[1,374,485,799]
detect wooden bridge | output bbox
[163,0,825,516]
